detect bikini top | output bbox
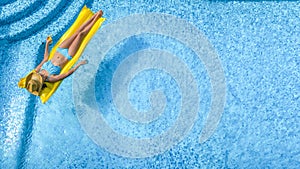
[41,61,61,76]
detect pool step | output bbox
[0,0,17,6]
[0,0,84,42]
[0,0,45,25]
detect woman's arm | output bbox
[35,37,53,72]
[47,60,87,83]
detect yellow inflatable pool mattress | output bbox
[18,6,105,103]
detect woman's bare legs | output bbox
[59,12,100,48]
[59,10,103,56]
[68,12,102,56]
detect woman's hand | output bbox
[72,60,88,70]
[46,36,53,44]
[78,60,88,66]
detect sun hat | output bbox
[25,72,43,96]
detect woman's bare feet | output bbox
[95,10,103,18]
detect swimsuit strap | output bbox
[38,69,49,82]
[45,74,50,81]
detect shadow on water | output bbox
[94,35,150,116]
[0,40,10,161]
[16,95,37,168]
[15,43,46,168]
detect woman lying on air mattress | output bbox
[18,6,105,103]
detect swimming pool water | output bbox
[0,0,299,168]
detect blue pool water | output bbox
[1,0,299,168]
